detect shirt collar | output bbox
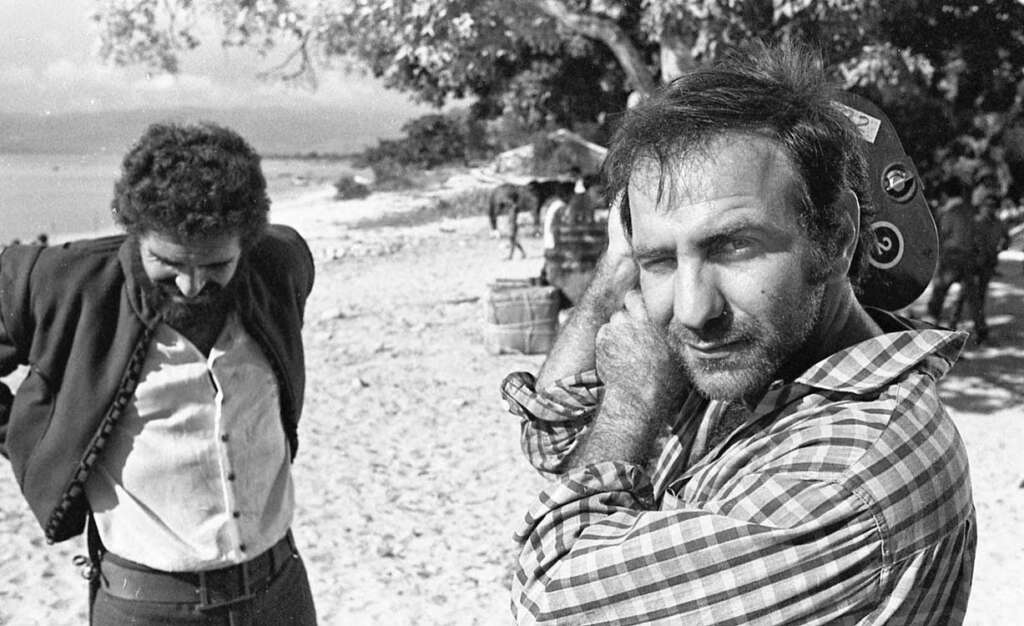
[793,309,968,395]
[737,309,967,423]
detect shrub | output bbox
[355,112,470,172]
[333,174,371,200]
[367,159,419,191]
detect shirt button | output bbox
[221,434,229,442]
[239,544,247,552]
[227,472,236,481]
[233,511,241,519]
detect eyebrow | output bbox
[632,245,669,262]
[633,217,769,257]
[150,252,234,268]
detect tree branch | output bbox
[526,0,658,96]
[256,31,317,89]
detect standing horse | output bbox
[487,179,576,259]
[487,183,530,259]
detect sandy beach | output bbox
[1,173,1022,625]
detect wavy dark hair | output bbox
[604,40,876,287]
[111,122,269,246]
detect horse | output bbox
[487,179,577,259]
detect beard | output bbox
[662,281,826,403]
[149,280,236,333]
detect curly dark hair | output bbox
[604,40,876,288]
[111,122,269,245]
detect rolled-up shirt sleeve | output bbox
[500,370,604,475]
[511,460,896,626]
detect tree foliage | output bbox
[93,0,1024,193]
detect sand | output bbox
[1,174,1022,625]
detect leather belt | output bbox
[98,531,297,611]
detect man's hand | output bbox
[571,290,689,467]
[596,191,640,311]
[535,189,638,391]
[597,291,688,421]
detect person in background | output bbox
[541,172,608,305]
[502,41,974,624]
[951,188,1012,338]
[926,177,984,334]
[0,122,317,625]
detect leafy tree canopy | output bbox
[93,0,1024,192]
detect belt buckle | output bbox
[197,561,257,612]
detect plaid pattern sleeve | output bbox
[501,370,604,475]
[511,322,975,625]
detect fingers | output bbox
[622,289,646,320]
[608,291,645,326]
[606,290,647,336]
[606,190,632,259]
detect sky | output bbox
[0,0,432,116]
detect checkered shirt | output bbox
[500,313,976,625]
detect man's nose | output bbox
[673,265,725,331]
[174,270,207,298]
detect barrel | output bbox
[483,281,561,355]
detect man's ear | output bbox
[831,189,861,280]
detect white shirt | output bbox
[85,312,294,571]
[542,197,567,250]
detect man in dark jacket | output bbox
[0,122,317,625]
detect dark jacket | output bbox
[0,225,315,543]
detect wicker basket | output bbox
[483,282,561,355]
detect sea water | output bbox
[1,152,353,243]
[1,152,121,242]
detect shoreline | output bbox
[2,153,364,245]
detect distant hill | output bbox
[0,104,429,156]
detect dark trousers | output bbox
[927,248,987,337]
[89,547,317,625]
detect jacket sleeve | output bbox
[0,314,17,459]
[0,246,39,459]
[296,229,315,303]
[271,224,315,311]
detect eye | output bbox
[709,236,757,259]
[154,257,183,270]
[639,255,676,274]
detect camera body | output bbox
[833,92,939,311]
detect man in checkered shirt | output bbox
[502,42,975,625]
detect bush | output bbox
[333,174,371,200]
[366,158,419,191]
[356,112,470,172]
